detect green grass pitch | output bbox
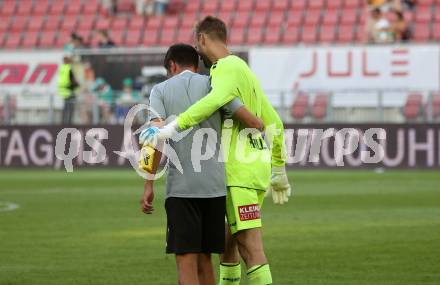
[0,169,439,285]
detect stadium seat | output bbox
[39,31,57,48]
[247,27,263,45]
[237,0,255,11]
[55,31,71,48]
[176,28,193,44]
[77,15,96,31]
[290,93,309,120]
[163,16,180,30]
[160,28,176,46]
[16,1,33,16]
[49,1,65,15]
[95,18,111,30]
[111,30,125,45]
[185,0,201,13]
[27,16,45,32]
[33,0,49,15]
[60,16,78,32]
[343,0,360,9]
[10,16,29,33]
[265,26,282,44]
[418,0,434,5]
[202,0,218,14]
[415,7,433,23]
[44,16,61,31]
[4,33,22,49]
[432,93,440,119]
[304,10,321,27]
[125,30,142,47]
[267,12,285,27]
[250,12,268,29]
[327,0,343,9]
[146,16,163,30]
[301,26,318,44]
[229,28,245,45]
[0,1,16,16]
[217,12,233,28]
[309,0,326,10]
[0,16,11,32]
[286,10,303,28]
[433,23,440,40]
[219,0,236,12]
[273,0,290,11]
[255,0,272,11]
[337,25,355,43]
[413,23,431,42]
[83,0,101,14]
[340,9,358,25]
[143,29,159,46]
[403,93,423,120]
[129,16,145,30]
[319,26,336,43]
[323,10,339,25]
[111,17,128,30]
[22,32,39,48]
[282,26,299,44]
[66,2,83,15]
[232,11,250,28]
[117,0,134,13]
[291,0,306,11]
[313,94,329,119]
[181,13,197,28]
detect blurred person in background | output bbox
[92,78,115,124]
[97,30,116,48]
[154,0,169,15]
[115,78,140,123]
[102,0,118,14]
[392,10,410,42]
[64,33,86,52]
[366,8,393,43]
[58,54,79,124]
[135,0,154,15]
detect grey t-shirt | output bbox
[149,70,242,198]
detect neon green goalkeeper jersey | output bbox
[177,55,286,190]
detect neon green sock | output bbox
[219,263,241,285]
[247,264,272,285]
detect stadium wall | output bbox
[0,124,439,169]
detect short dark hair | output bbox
[196,16,227,43]
[163,44,199,70]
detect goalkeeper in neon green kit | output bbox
[140,16,291,285]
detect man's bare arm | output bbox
[232,106,264,131]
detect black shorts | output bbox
[165,196,226,254]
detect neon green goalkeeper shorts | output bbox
[226,187,266,235]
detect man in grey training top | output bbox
[139,44,262,285]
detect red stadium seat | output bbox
[0,1,16,16]
[16,1,33,16]
[202,0,218,14]
[431,93,440,119]
[229,28,245,45]
[111,30,125,45]
[343,0,360,9]
[403,10,414,22]
[267,12,285,27]
[255,0,272,11]
[49,1,65,15]
[112,17,128,30]
[219,0,236,12]
[337,25,355,43]
[77,29,92,43]
[77,16,96,30]
[309,0,326,10]
[247,27,263,45]
[176,28,193,44]
[250,12,268,28]
[129,16,145,30]
[95,18,111,30]
[117,0,134,13]
[125,30,142,47]
[418,0,434,4]
[413,23,431,42]
[265,26,281,44]
[216,12,233,28]
[39,31,57,48]
[55,31,71,48]
[163,16,180,29]
[28,16,45,32]
[83,0,101,14]
[22,32,39,48]
[433,23,440,40]
[237,0,254,11]
[273,0,290,11]
[44,16,61,31]
[290,94,309,120]
[312,94,328,120]
[291,0,306,11]
[66,2,83,15]
[10,16,29,33]
[319,26,336,43]
[61,16,78,32]
[283,26,299,44]
[181,13,197,28]
[33,0,49,15]
[304,10,321,26]
[327,0,343,9]
[146,16,163,30]
[301,26,318,44]
[143,29,159,46]
[4,33,22,49]
[286,10,303,28]
[0,32,5,47]
[340,9,358,25]
[415,7,433,23]
[160,28,176,46]
[403,93,423,120]
[185,0,201,13]
[232,11,250,28]
[323,10,339,25]
[0,16,11,32]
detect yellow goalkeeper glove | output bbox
[266,166,292,205]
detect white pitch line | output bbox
[0,202,20,212]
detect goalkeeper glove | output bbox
[139,119,179,145]
[266,166,292,205]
